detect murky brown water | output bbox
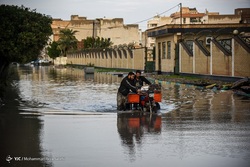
[1,66,250,167]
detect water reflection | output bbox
[161,82,250,123]
[117,113,162,161]
[0,79,51,167]
[0,114,52,167]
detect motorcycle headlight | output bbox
[149,93,154,97]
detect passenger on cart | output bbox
[134,70,152,109]
[134,70,151,88]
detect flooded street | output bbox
[1,66,250,167]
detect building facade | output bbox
[144,7,250,78]
[147,24,250,78]
[51,15,141,47]
[60,8,250,78]
[145,7,246,60]
[51,15,142,66]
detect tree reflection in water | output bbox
[0,79,52,167]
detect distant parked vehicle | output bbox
[43,60,51,64]
[11,62,19,66]
[31,59,52,66]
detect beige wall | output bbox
[178,36,249,77]
[211,42,232,76]
[180,48,193,73]
[67,48,145,70]
[205,15,241,24]
[234,39,250,77]
[133,49,145,70]
[194,45,210,74]
[152,29,250,78]
[99,23,140,45]
[54,56,67,65]
[51,16,140,46]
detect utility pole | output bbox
[92,21,95,38]
[175,3,182,75]
[180,3,182,41]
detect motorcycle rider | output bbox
[134,70,151,88]
[117,72,140,111]
[133,70,152,110]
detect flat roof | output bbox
[147,24,250,37]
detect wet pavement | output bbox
[0,66,250,167]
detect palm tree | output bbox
[57,29,78,56]
[83,36,113,49]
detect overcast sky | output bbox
[1,0,250,30]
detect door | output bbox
[174,43,179,74]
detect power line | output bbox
[133,3,180,24]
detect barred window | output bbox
[167,41,171,59]
[186,40,193,53]
[162,42,166,59]
[219,39,232,52]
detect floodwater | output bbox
[1,66,250,167]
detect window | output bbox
[219,39,232,52]
[183,18,186,24]
[186,40,193,53]
[167,41,171,59]
[162,42,166,59]
[151,24,156,27]
[190,18,197,22]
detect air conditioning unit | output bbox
[206,37,213,45]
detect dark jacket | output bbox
[118,76,137,96]
[134,76,151,88]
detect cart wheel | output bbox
[153,102,160,113]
